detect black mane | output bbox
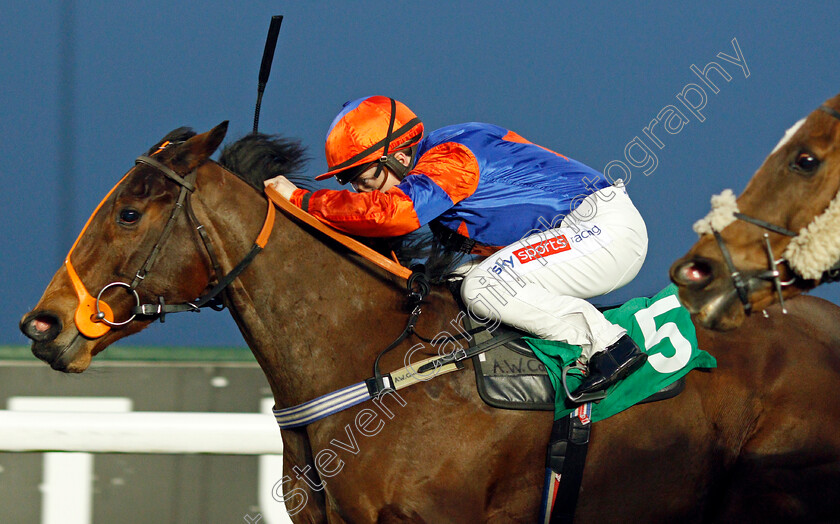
[218,133,310,191]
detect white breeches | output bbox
[460,185,648,359]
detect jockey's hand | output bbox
[264,175,298,200]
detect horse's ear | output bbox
[181,121,229,170]
[146,127,196,156]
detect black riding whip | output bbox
[253,15,283,134]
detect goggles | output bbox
[334,160,378,185]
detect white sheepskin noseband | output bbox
[690,114,840,281]
[692,188,840,280]
[782,195,840,279]
[692,189,739,235]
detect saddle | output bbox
[466,318,685,411]
[450,286,690,524]
[451,287,686,412]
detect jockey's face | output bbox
[350,151,411,193]
[351,164,400,193]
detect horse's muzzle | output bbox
[20,310,62,344]
[670,255,746,330]
[20,310,82,371]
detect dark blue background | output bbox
[5,1,840,348]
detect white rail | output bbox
[1,397,291,524]
[0,410,282,454]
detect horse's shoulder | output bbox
[752,295,840,374]
[786,293,840,338]
[696,294,840,368]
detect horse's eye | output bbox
[791,150,820,175]
[118,208,142,225]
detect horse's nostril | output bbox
[674,259,714,288]
[33,316,54,333]
[683,262,710,281]
[20,311,63,343]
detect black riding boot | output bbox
[572,335,647,396]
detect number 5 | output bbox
[633,295,692,374]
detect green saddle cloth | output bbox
[525,284,716,422]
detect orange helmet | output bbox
[316,96,424,184]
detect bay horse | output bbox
[671,92,840,331]
[20,123,840,522]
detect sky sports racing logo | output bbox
[513,235,571,263]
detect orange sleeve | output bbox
[290,188,307,208]
[301,186,422,237]
[409,142,480,205]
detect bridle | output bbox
[710,104,840,316]
[711,216,797,316]
[64,146,275,339]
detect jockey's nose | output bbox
[20,310,62,343]
[670,258,714,289]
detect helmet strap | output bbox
[371,98,409,185]
[381,146,416,180]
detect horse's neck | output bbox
[192,166,437,407]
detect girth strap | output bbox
[541,404,592,524]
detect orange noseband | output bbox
[63,171,132,338]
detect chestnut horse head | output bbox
[18,122,306,372]
[671,92,840,331]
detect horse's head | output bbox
[19,122,229,371]
[671,93,840,330]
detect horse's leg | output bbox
[712,366,840,521]
[280,428,329,524]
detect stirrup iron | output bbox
[561,361,607,404]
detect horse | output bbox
[671,92,840,332]
[20,123,840,523]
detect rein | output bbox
[71,146,459,429]
[265,185,434,393]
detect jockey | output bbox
[265,96,649,397]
